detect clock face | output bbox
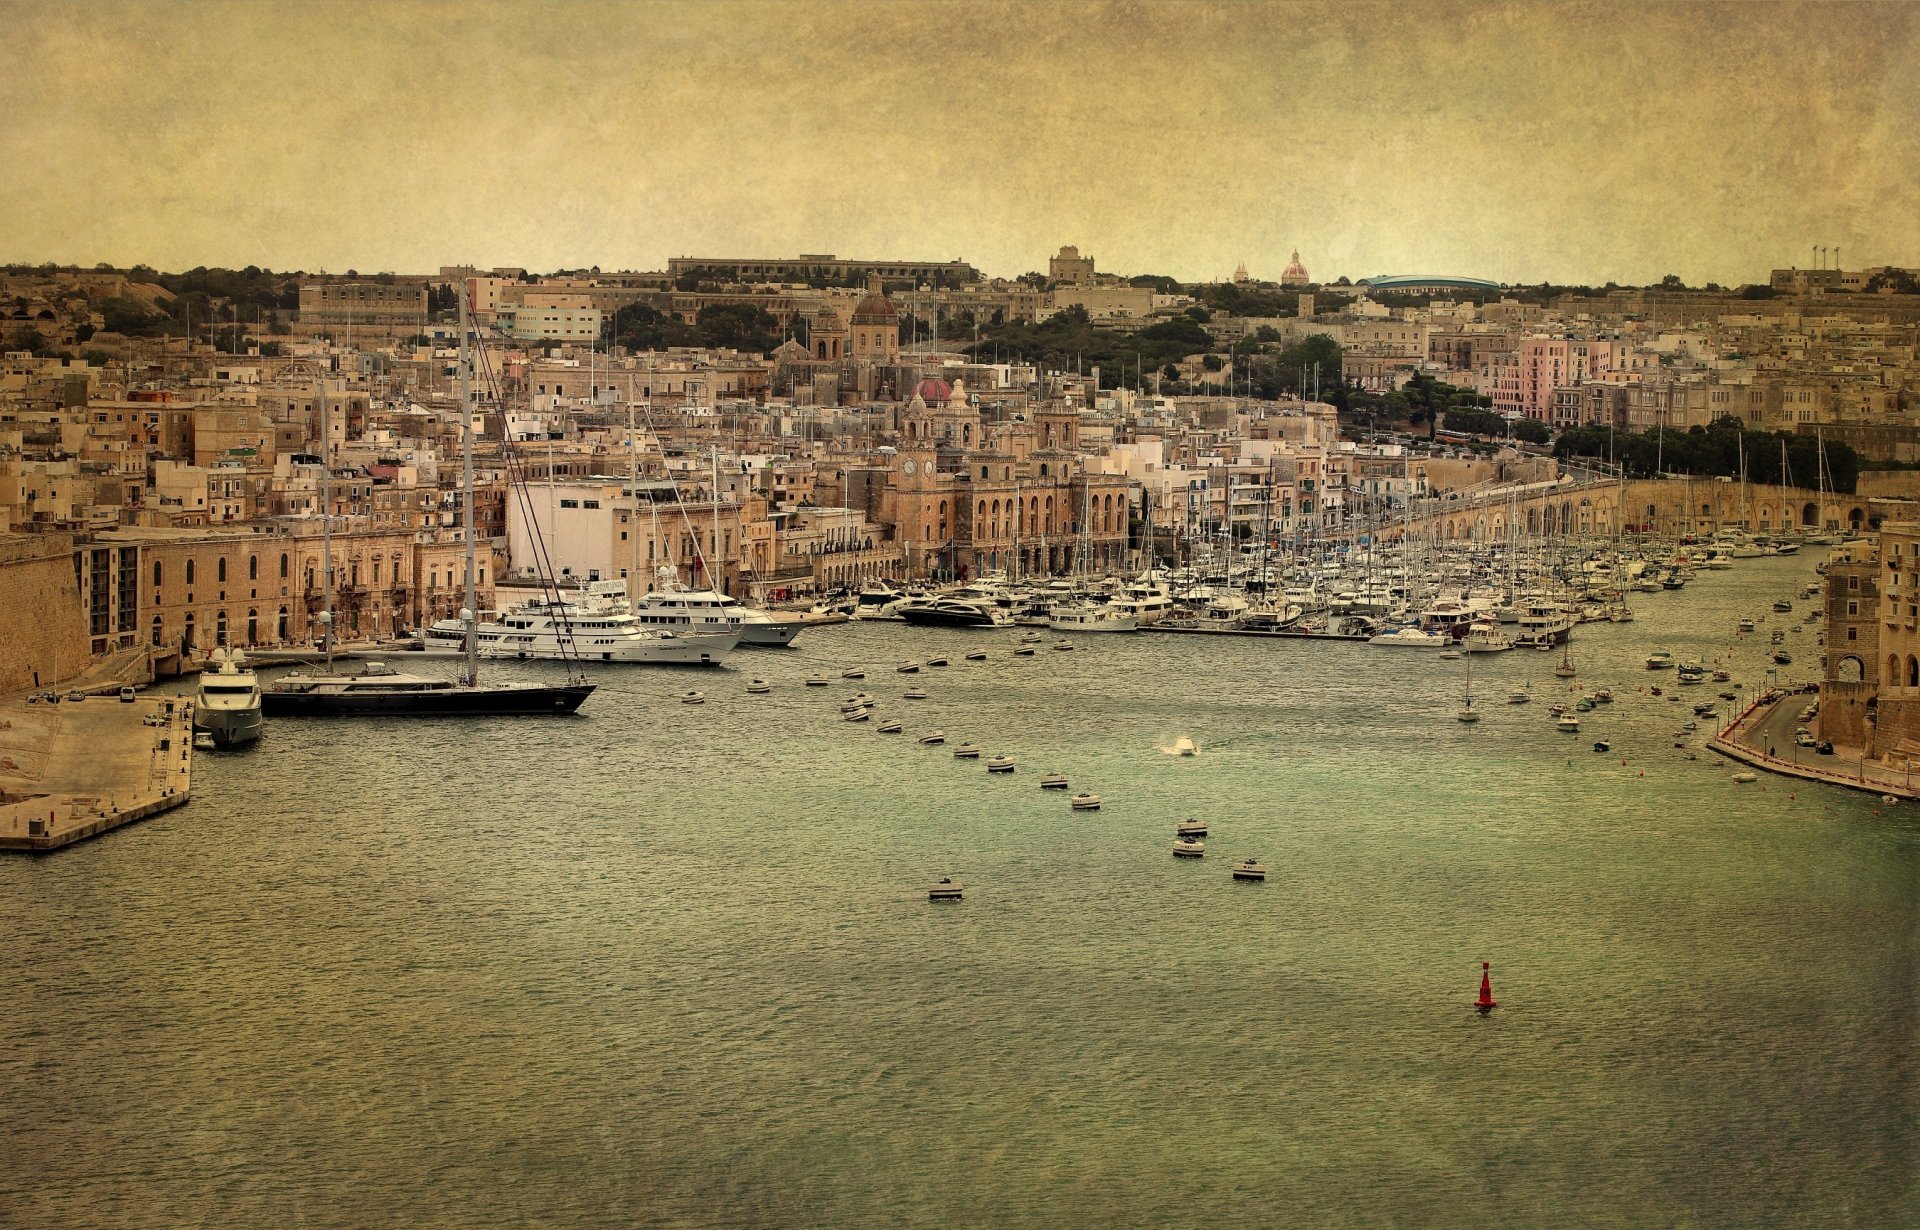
[903,460,917,477]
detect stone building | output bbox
[1820,546,1878,748]
[0,534,91,692]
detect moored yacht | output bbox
[1047,603,1138,633]
[411,581,738,666]
[195,647,263,747]
[900,597,1011,628]
[263,660,592,716]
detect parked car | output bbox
[65,689,85,702]
[119,685,137,703]
[1795,732,1816,747]
[1816,741,1835,755]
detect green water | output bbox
[3,555,1915,1227]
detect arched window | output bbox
[1908,655,1917,688]
[185,559,195,585]
[248,555,258,581]
[1889,655,1900,687]
[217,558,227,583]
[153,561,163,587]
[280,552,289,579]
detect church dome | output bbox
[811,305,845,332]
[850,280,898,326]
[915,377,952,405]
[1282,249,1310,286]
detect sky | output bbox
[3,0,1916,287]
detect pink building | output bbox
[1492,336,1618,421]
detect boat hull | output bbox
[197,705,263,746]
[262,684,594,717]
[900,607,1003,629]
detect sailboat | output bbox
[1456,641,1480,723]
[263,296,594,717]
[1554,640,1577,678]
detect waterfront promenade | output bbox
[1710,685,1915,800]
[0,693,194,852]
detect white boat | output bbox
[903,688,928,700]
[1047,604,1138,633]
[1368,627,1451,649]
[192,731,217,751]
[680,690,705,704]
[1176,819,1207,837]
[918,732,946,745]
[1646,651,1676,670]
[412,581,739,666]
[928,877,964,901]
[953,744,981,759]
[1172,736,1198,756]
[1513,600,1577,647]
[1039,773,1069,789]
[877,719,902,733]
[843,707,870,722]
[986,756,1016,773]
[1556,714,1580,732]
[195,647,263,747]
[805,674,829,686]
[1070,792,1101,810]
[1173,837,1205,858]
[1507,691,1530,705]
[1231,858,1266,882]
[745,678,771,694]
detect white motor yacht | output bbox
[1047,603,1138,633]
[195,647,263,747]
[1368,627,1451,649]
[412,579,739,665]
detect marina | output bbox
[3,550,1914,1227]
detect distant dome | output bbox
[850,276,898,326]
[915,377,952,405]
[1282,249,1310,286]
[811,305,845,332]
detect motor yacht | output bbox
[195,647,263,747]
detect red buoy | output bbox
[1475,961,1498,1013]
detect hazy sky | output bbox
[4,0,1915,286]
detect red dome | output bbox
[915,377,952,404]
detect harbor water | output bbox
[3,555,1915,1227]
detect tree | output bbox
[611,303,701,352]
[8,325,47,354]
[694,303,782,354]
[1511,417,1551,445]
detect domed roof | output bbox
[850,292,897,326]
[811,305,845,331]
[1283,249,1310,282]
[850,275,898,325]
[915,377,952,405]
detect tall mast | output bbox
[317,374,334,672]
[459,290,480,689]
